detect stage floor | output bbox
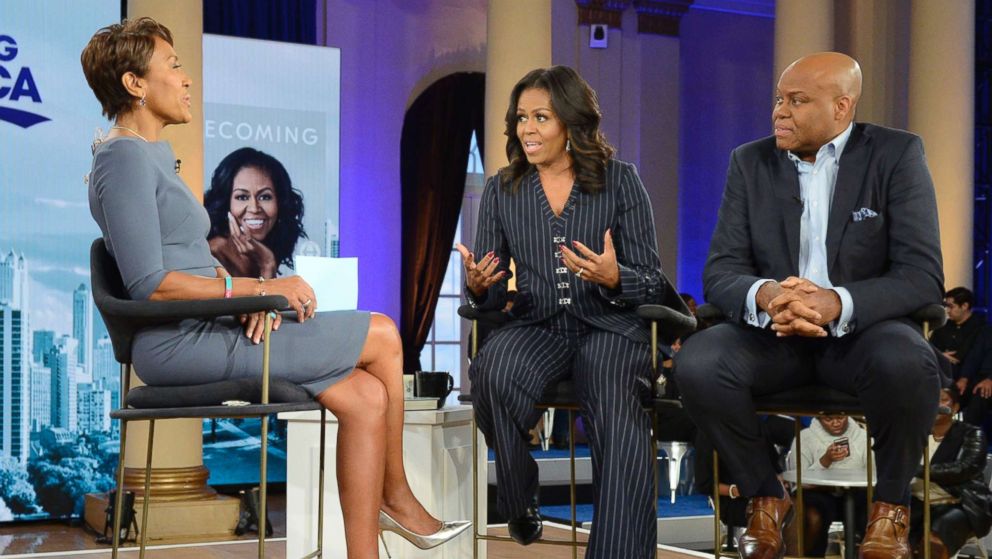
[0,525,711,559]
[0,491,713,559]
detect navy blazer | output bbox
[468,159,669,344]
[704,123,944,333]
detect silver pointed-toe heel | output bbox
[378,509,472,550]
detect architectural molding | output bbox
[634,0,695,36]
[575,0,631,28]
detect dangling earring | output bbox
[566,139,571,152]
[138,93,146,107]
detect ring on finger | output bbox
[575,267,585,278]
[303,298,312,308]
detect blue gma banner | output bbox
[0,0,122,522]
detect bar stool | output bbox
[460,301,696,558]
[698,303,945,559]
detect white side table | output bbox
[280,405,485,558]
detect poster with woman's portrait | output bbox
[201,34,341,484]
[203,34,341,279]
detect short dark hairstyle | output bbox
[81,17,173,120]
[500,66,614,194]
[945,287,974,309]
[204,148,307,270]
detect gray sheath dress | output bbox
[88,137,370,396]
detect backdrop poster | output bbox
[0,0,121,521]
[201,35,341,484]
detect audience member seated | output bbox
[955,325,992,427]
[786,415,870,557]
[679,292,698,317]
[909,387,992,559]
[931,287,985,385]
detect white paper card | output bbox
[293,256,359,311]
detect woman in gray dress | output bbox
[81,17,467,558]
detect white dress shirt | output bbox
[745,123,855,337]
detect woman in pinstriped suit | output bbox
[456,66,667,558]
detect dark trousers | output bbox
[675,319,940,505]
[962,392,992,429]
[910,500,974,556]
[801,488,868,557]
[469,318,657,558]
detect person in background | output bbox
[787,415,870,557]
[931,287,984,387]
[909,387,992,559]
[204,147,308,278]
[954,325,992,427]
[679,292,698,316]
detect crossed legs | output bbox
[316,313,439,559]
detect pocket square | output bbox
[852,207,878,222]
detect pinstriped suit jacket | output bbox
[468,159,668,345]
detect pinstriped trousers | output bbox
[469,313,658,558]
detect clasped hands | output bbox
[456,229,620,296]
[756,276,842,338]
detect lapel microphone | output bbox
[174,159,182,174]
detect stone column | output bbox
[774,0,833,79]
[484,0,552,176]
[907,0,975,289]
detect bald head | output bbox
[773,52,863,161]
[782,52,862,108]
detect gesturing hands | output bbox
[559,229,620,290]
[455,243,506,297]
[757,276,842,338]
[974,378,992,399]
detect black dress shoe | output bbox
[507,497,542,545]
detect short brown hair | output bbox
[80,17,173,120]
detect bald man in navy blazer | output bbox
[676,53,943,559]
